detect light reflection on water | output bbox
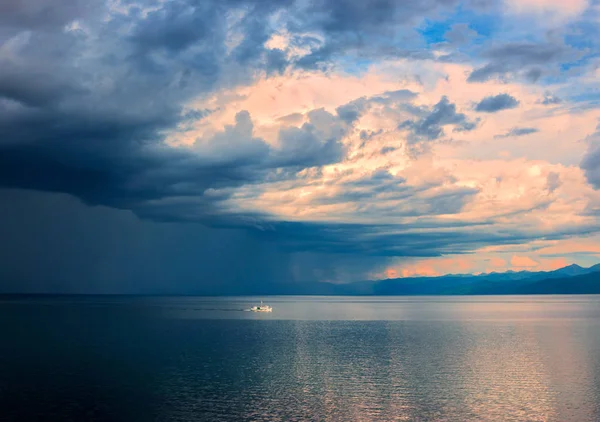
[151,295,600,321]
[1,295,600,421]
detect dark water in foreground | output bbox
[1,296,600,421]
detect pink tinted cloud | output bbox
[374,253,578,280]
[536,240,600,256]
[546,258,568,270]
[489,257,507,268]
[511,255,539,268]
[379,258,475,279]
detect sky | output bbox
[1,0,600,293]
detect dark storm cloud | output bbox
[399,96,477,141]
[0,103,349,225]
[2,186,595,292]
[251,220,490,257]
[0,0,104,30]
[0,0,444,221]
[305,0,437,32]
[467,42,576,83]
[1,0,592,293]
[251,215,597,258]
[0,189,294,294]
[2,187,567,293]
[0,64,84,108]
[475,94,519,113]
[129,2,214,53]
[0,0,358,225]
[2,0,437,221]
[288,0,459,68]
[494,127,538,139]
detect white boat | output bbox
[250,301,272,312]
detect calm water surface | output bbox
[1,295,600,421]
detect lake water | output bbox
[1,295,600,421]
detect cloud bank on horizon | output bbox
[1,0,600,292]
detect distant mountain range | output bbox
[12,264,598,296]
[228,263,600,296]
[348,263,600,296]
